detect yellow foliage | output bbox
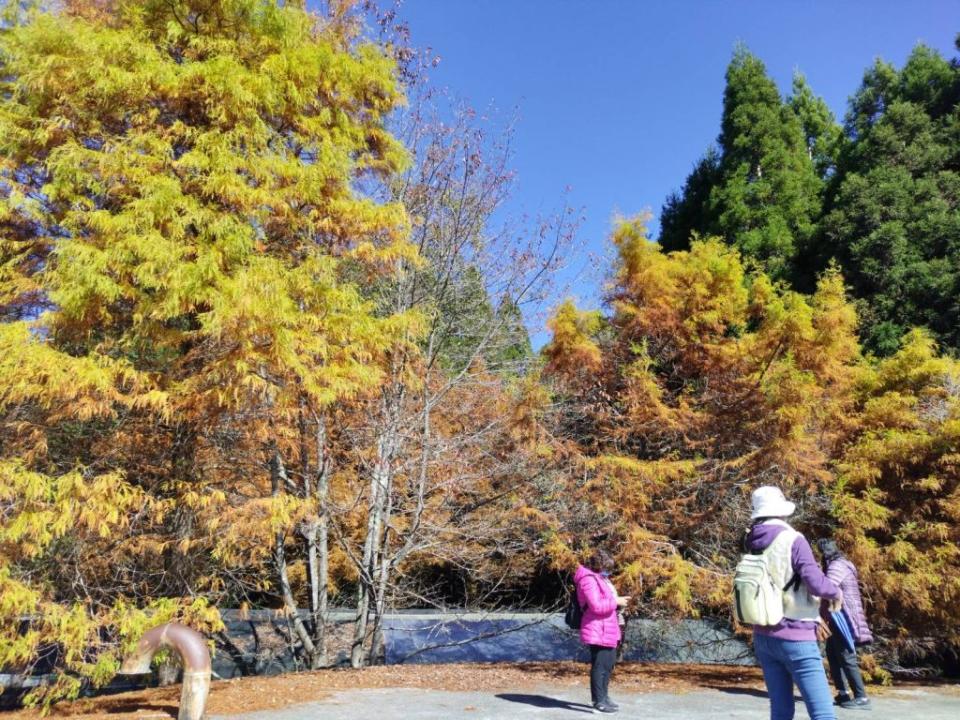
[0,0,418,704]
[543,218,874,620]
[542,299,603,381]
[833,330,960,641]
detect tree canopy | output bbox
[820,43,960,355]
[660,41,960,356]
[0,0,417,704]
[660,48,824,283]
[544,218,960,651]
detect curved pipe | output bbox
[118,622,211,720]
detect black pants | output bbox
[825,633,867,699]
[589,645,616,704]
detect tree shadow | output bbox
[496,693,595,713]
[101,701,176,717]
[705,685,804,701]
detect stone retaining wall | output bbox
[210,610,753,678]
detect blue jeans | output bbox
[754,633,835,720]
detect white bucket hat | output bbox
[751,486,796,519]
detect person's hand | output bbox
[616,595,631,608]
[816,618,832,642]
[828,591,843,613]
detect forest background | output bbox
[0,0,958,708]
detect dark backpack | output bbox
[564,586,583,630]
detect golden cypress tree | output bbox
[544,217,864,617]
[834,330,960,644]
[0,0,418,704]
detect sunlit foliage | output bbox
[0,0,416,704]
[544,217,959,648]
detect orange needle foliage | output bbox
[543,217,959,643]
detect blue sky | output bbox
[391,1,957,346]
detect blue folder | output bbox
[830,608,856,653]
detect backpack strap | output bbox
[743,519,791,555]
[570,585,584,611]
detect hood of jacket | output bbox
[574,564,601,584]
[746,519,791,553]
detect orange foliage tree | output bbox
[543,217,864,616]
[544,216,960,659]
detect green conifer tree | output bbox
[710,47,823,281]
[658,147,721,253]
[821,42,960,355]
[659,48,824,283]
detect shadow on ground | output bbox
[704,685,770,699]
[100,700,177,717]
[495,694,594,713]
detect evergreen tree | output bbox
[786,72,843,289]
[659,48,824,283]
[821,43,960,355]
[491,297,534,367]
[711,47,823,281]
[661,41,960,355]
[788,72,843,180]
[658,147,720,253]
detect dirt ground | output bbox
[4,663,958,720]
[4,663,764,719]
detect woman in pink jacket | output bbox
[574,550,630,714]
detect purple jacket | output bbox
[574,564,622,648]
[822,557,873,644]
[746,521,841,642]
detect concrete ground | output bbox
[222,685,960,720]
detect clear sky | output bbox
[392,0,958,346]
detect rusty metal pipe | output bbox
[118,623,211,720]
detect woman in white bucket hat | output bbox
[742,486,844,720]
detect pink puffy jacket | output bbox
[574,564,622,648]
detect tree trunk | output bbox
[350,472,378,667]
[351,389,402,667]
[309,413,332,668]
[369,477,395,663]
[350,451,384,667]
[303,519,322,668]
[270,446,317,661]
